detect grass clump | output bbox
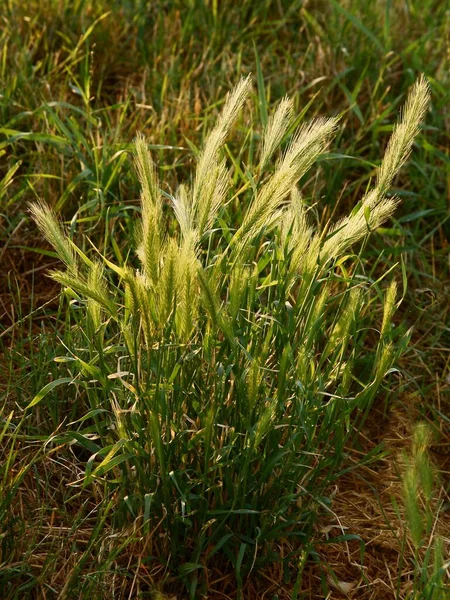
[29,76,430,597]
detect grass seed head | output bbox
[29,201,77,271]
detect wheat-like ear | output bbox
[134,133,161,214]
[280,187,310,247]
[171,184,192,240]
[320,76,430,263]
[377,75,430,195]
[190,76,252,239]
[235,116,339,251]
[320,194,401,261]
[49,268,117,316]
[29,201,77,270]
[195,157,229,239]
[325,287,362,357]
[175,232,199,342]
[381,280,398,337]
[158,237,179,325]
[87,261,109,332]
[282,187,314,277]
[195,75,252,188]
[134,134,163,283]
[260,96,294,169]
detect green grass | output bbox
[1,1,448,598]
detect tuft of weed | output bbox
[29,76,430,597]
[398,422,448,600]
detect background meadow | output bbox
[0,1,449,598]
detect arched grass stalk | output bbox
[30,76,430,598]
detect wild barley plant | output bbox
[30,76,430,596]
[400,424,448,599]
